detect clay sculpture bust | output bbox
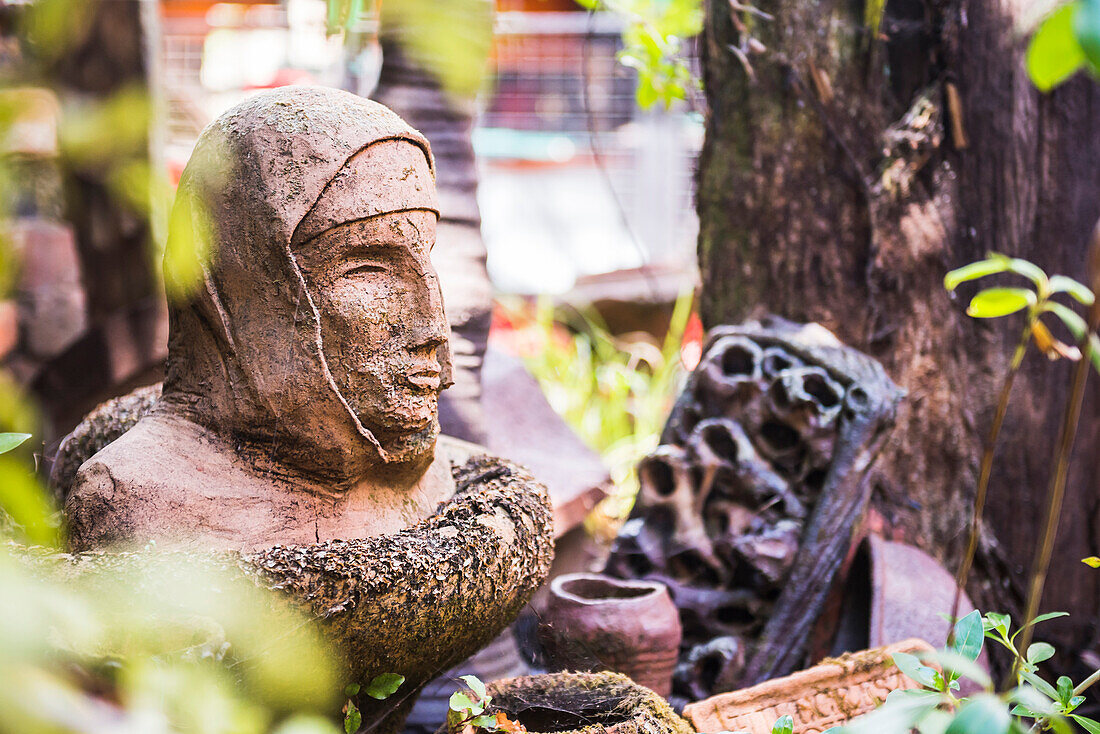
[58,87,554,732]
[68,87,472,551]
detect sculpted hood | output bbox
[160,86,447,487]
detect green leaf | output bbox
[0,432,31,454]
[893,651,941,690]
[1027,642,1056,665]
[916,709,953,734]
[636,77,659,109]
[1056,676,1074,704]
[460,674,487,700]
[345,683,360,697]
[772,715,794,734]
[1083,556,1100,568]
[1048,275,1095,304]
[471,715,498,730]
[344,700,362,734]
[984,612,1012,638]
[1004,257,1049,286]
[1043,301,1088,338]
[1072,715,1100,734]
[366,673,404,700]
[840,689,939,733]
[1012,611,1070,644]
[0,457,59,547]
[1068,695,1086,712]
[967,288,1036,318]
[952,610,985,661]
[945,258,1010,290]
[1074,0,1100,73]
[450,692,474,712]
[945,695,1013,734]
[925,649,992,689]
[1020,670,1060,702]
[1012,684,1056,716]
[1028,3,1087,91]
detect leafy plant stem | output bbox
[949,320,1033,640]
[1013,295,1099,685]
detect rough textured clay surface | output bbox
[64,86,463,551]
[52,87,555,733]
[605,316,903,695]
[478,672,694,734]
[682,639,930,734]
[538,573,681,697]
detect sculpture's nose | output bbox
[408,265,449,355]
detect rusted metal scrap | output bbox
[605,316,903,697]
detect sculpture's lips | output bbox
[405,364,441,391]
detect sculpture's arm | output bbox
[241,455,555,686]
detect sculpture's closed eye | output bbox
[344,262,387,276]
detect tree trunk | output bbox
[372,14,493,445]
[697,0,1100,677]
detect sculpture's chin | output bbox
[378,424,437,464]
[369,416,440,466]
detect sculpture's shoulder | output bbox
[64,415,228,552]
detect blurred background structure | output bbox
[159,0,700,298]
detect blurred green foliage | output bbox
[574,0,702,109]
[327,0,493,99]
[1027,0,1100,91]
[0,540,345,734]
[518,291,692,524]
[0,428,345,733]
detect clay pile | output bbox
[606,317,903,699]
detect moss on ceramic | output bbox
[479,672,694,734]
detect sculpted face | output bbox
[294,208,447,443]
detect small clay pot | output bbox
[538,573,681,697]
[480,672,693,734]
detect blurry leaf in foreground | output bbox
[1028,3,1086,91]
[62,552,343,714]
[23,0,91,61]
[0,433,31,454]
[944,694,1012,734]
[274,714,342,734]
[380,0,494,99]
[1075,0,1100,73]
[0,456,59,547]
[58,85,150,169]
[164,187,217,301]
[1,544,344,732]
[966,287,1036,318]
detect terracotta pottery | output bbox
[538,572,681,696]
[476,672,694,734]
[682,638,933,734]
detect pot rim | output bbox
[550,572,666,606]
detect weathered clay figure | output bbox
[56,87,554,732]
[68,87,466,551]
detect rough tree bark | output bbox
[696,0,1100,678]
